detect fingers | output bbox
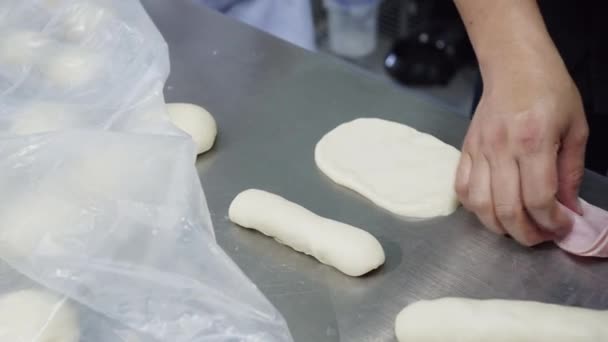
[455,152,472,199]
[465,154,504,234]
[556,120,588,215]
[519,147,571,235]
[488,156,547,246]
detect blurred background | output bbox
[197,0,478,116]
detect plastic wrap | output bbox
[0,0,293,341]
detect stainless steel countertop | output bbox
[142,2,608,341]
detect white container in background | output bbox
[324,0,381,58]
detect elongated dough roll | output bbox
[229,189,385,276]
[395,297,608,342]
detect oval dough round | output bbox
[0,289,80,342]
[395,297,608,342]
[166,102,217,155]
[229,189,385,276]
[315,118,461,218]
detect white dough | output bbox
[395,297,608,342]
[0,289,80,342]
[0,30,49,66]
[166,102,217,155]
[11,102,74,135]
[57,2,112,41]
[229,189,385,276]
[0,191,79,258]
[42,47,102,87]
[315,118,461,218]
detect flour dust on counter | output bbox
[395,297,608,341]
[229,189,385,277]
[166,102,217,155]
[315,118,461,218]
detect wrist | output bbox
[478,40,567,93]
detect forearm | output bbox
[454,0,565,88]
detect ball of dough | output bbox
[42,47,102,87]
[58,2,112,41]
[11,102,74,135]
[166,102,217,155]
[0,30,49,66]
[0,191,79,258]
[0,289,80,342]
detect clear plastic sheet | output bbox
[0,0,293,341]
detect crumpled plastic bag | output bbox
[0,0,293,341]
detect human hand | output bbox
[455,56,588,246]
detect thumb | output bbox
[556,120,588,215]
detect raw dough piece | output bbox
[166,102,217,155]
[0,30,49,65]
[229,189,385,276]
[0,191,79,258]
[395,297,608,342]
[315,118,461,218]
[42,47,102,87]
[0,289,80,342]
[56,2,112,41]
[11,102,74,135]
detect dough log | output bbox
[229,189,385,276]
[395,297,608,342]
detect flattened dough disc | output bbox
[315,118,461,218]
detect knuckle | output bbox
[514,115,544,154]
[483,126,508,151]
[517,131,543,154]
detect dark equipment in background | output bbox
[313,0,476,86]
[383,0,475,86]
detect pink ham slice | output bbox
[555,200,608,257]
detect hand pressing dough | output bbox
[166,102,217,155]
[395,297,608,342]
[315,118,461,218]
[0,289,80,342]
[229,189,385,276]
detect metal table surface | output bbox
[143,2,608,341]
